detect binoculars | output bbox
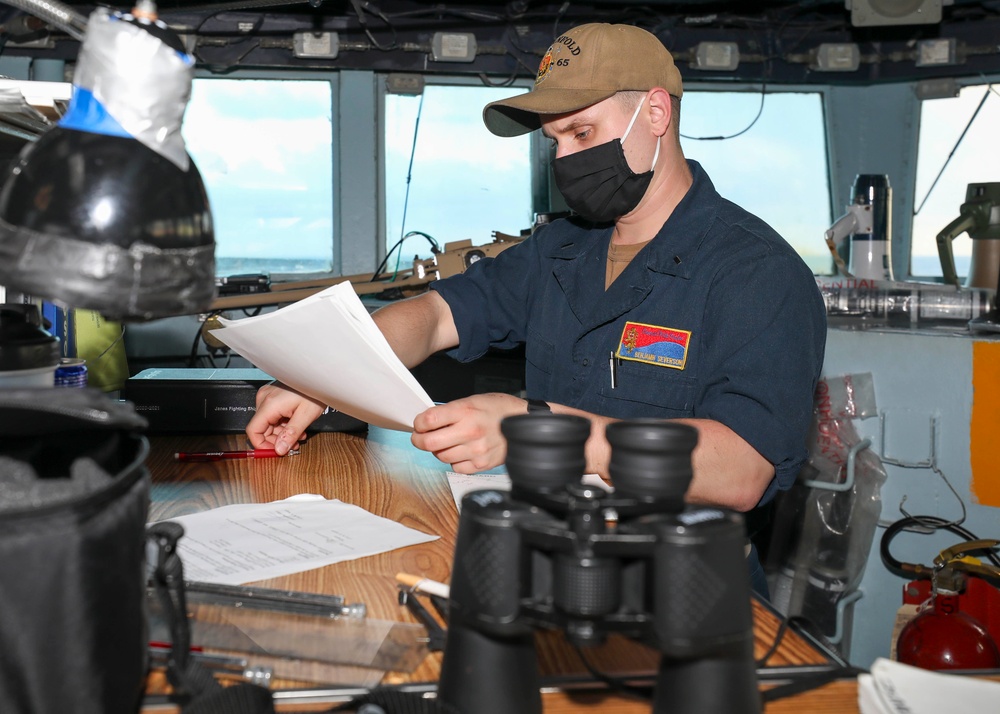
[438,414,760,714]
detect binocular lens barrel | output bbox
[503,415,699,504]
[606,420,698,504]
[501,413,590,491]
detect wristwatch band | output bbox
[526,398,551,413]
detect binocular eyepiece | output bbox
[502,413,698,512]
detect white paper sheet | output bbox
[857,657,1000,714]
[214,281,434,431]
[446,471,613,511]
[157,494,439,585]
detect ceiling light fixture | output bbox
[915,38,957,67]
[692,41,740,71]
[815,43,862,72]
[431,32,477,63]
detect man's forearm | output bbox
[372,291,460,368]
[675,418,775,512]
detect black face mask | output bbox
[551,98,658,223]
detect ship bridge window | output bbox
[181,76,829,282]
[383,83,534,263]
[182,77,335,277]
[912,81,1000,280]
[680,89,832,275]
[384,85,830,275]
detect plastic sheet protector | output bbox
[147,595,429,676]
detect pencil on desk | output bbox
[396,572,450,600]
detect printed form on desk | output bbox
[213,281,434,431]
[154,494,438,585]
[858,657,1000,714]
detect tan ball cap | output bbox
[483,23,684,137]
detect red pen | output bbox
[173,448,300,462]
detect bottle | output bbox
[847,174,893,282]
[0,304,61,387]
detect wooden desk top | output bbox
[145,428,860,712]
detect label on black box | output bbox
[123,368,366,434]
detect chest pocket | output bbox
[599,358,699,416]
[524,327,556,395]
[525,328,555,374]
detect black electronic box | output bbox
[122,368,367,434]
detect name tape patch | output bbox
[617,321,691,370]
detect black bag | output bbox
[0,388,150,714]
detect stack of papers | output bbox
[158,494,439,585]
[214,281,434,431]
[858,658,1000,713]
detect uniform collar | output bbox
[542,160,720,280]
[640,159,718,279]
[542,219,612,261]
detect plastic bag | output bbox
[766,373,887,651]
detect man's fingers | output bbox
[273,407,322,455]
[246,411,277,448]
[413,402,460,433]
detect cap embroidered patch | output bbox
[617,321,691,370]
[536,48,553,83]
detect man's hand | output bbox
[246,382,326,455]
[411,393,530,473]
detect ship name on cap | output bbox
[537,34,582,84]
[554,35,582,55]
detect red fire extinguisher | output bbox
[896,568,1000,670]
[882,523,1000,671]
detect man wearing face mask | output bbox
[247,23,826,597]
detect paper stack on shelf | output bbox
[858,658,1000,714]
[214,281,434,431]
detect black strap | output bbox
[760,666,866,703]
[526,398,552,413]
[329,687,459,713]
[182,682,277,714]
[755,612,866,704]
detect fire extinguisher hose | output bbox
[880,515,1000,583]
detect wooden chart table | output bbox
[143,427,862,713]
